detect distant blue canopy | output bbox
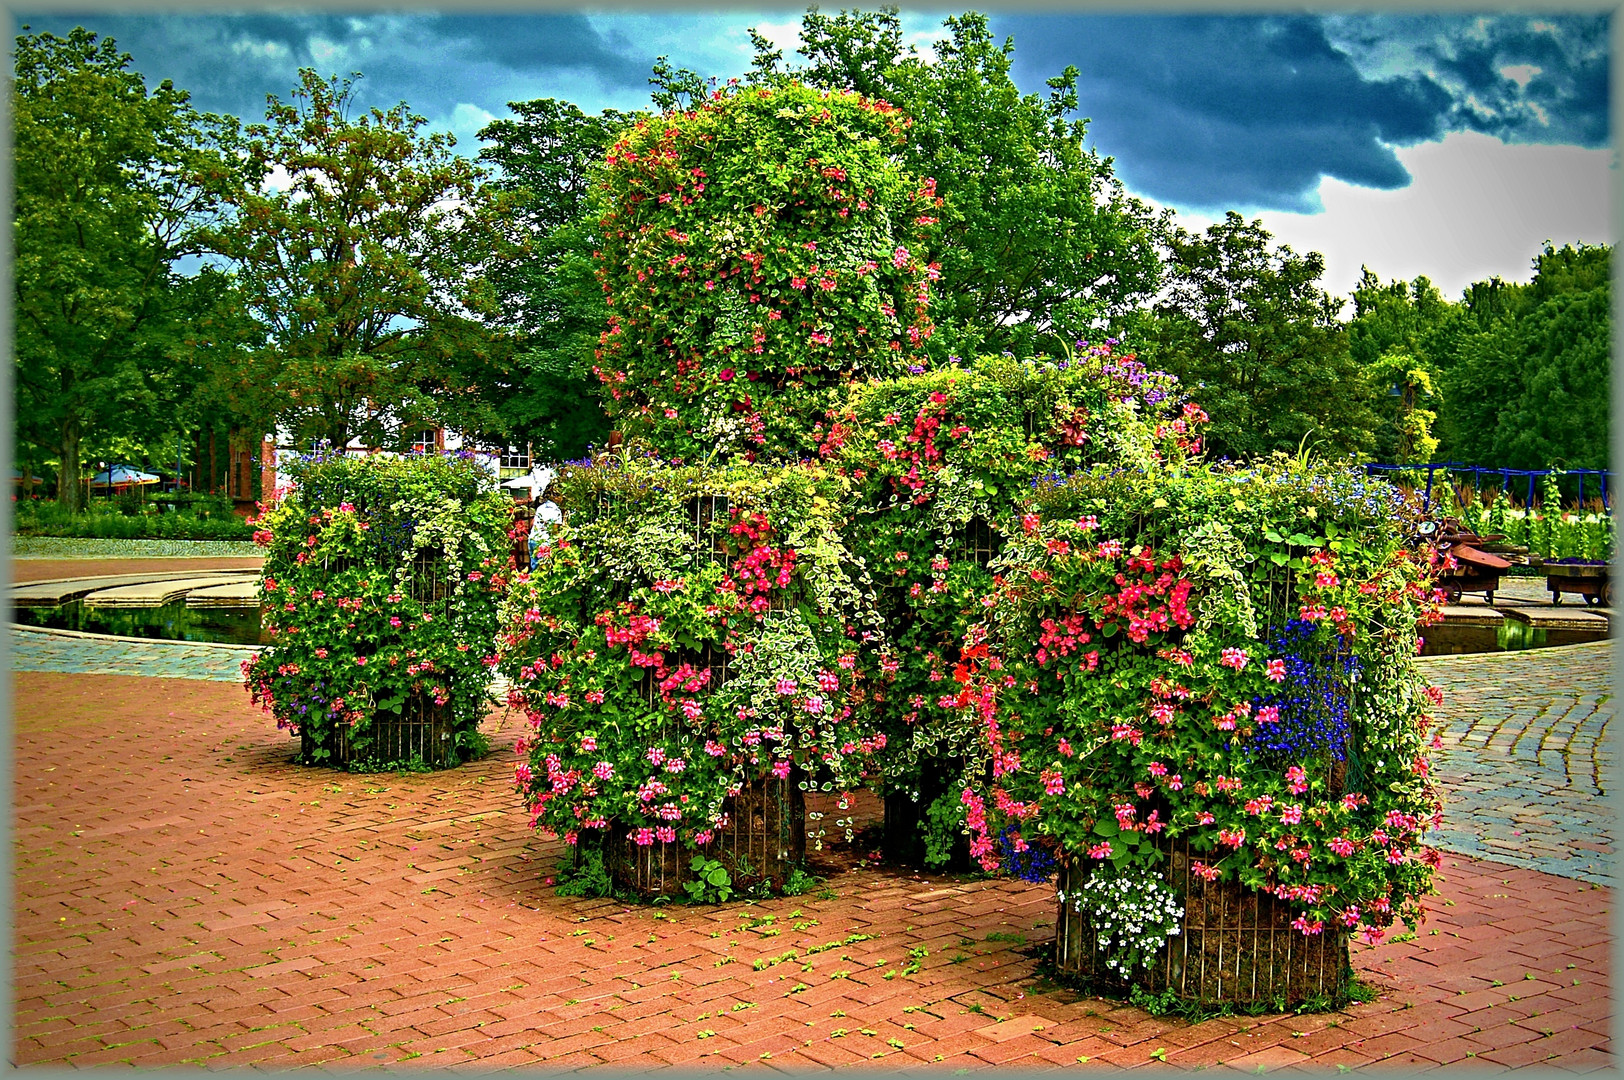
[90,464,160,486]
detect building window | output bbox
[412,428,439,454]
[501,444,531,471]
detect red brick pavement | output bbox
[12,671,1613,1069]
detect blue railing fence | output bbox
[1364,462,1611,513]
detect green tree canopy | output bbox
[1139,212,1377,462]
[749,7,1166,358]
[13,25,249,508]
[1346,270,1466,463]
[207,69,517,452]
[472,99,633,460]
[1440,243,1611,470]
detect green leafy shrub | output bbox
[14,497,254,540]
[684,856,735,903]
[591,81,940,463]
[242,450,511,768]
[554,848,615,898]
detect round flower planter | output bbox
[1054,838,1351,1006]
[583,774,807,901]
[298,690,458,769]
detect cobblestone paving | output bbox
[10,627,252,682]
[11,674,1611,1070]
[1421,640,1615,886]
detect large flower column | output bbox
[497,459,892,897]
[956,459,1445,1004]
[244,451,511,769]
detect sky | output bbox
[12,7,1614,302]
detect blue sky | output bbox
[13,8,1614,299]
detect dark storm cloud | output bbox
[422,14,646,81]
[992,12,1608,213]
[12,10,1609,215]
[1326,14,1610,147]
[11,11,654,126]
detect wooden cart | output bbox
[1545,561,1612,607]
[1434,523,1513,604]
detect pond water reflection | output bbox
[13,600,267,646]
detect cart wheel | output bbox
[1602,581,1614,606]
[1444,583,1463,604]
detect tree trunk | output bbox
[56,415,84,512]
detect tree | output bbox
[12,26,247,509]
[1441,243,1611,470]
[750,8,1166,357]
[473,99,632,459]
[1140,212,1377,462]
[1347,271,1463,463]
[208,69,516,452]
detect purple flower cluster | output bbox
[998,825,1058,884]
[1246,619,1359,761]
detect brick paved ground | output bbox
[12,664,1612,1070]
[9,557,262,586]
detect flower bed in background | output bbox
[1428,473,1613,562]
[243,451,511,770]
[497,458,890,898]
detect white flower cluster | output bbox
[1061,866,1184,976]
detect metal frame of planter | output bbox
[300,691,457,769]
[1054,837,1351,1004]
[599,773,807,900]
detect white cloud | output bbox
[749,18,804,58]
[230,36,287,61]
[1499,63,1540,88]
[1165,131,1613,303]
[308,36,346,65]
[262,163,294,193]
[444,102,500,148]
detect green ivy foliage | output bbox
[591,82,939,463]
[243,451,512,767]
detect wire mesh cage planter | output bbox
[296,547,462,769]
[299,691,457,769]
[1050,554,1361,1005]
[593,772,808,900]
[1054,837,1352,1005]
